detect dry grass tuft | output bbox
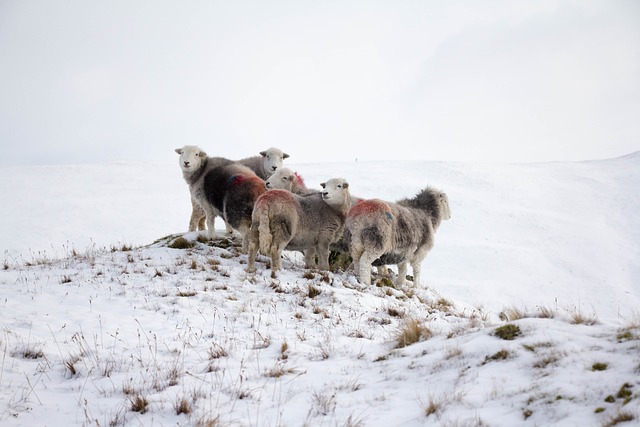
[130,395,149,413]
[308,284,321,298]
[568,310,598,325]
[169,237,194,249]
[395,319,432,348]
[174,398,192,415]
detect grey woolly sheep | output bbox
[345,187,451,287]
[246,178,351,273]
[178,146,289,233]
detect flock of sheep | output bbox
[176,145,451,287]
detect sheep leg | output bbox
[189,197,206,232]
[246,228,259,273]
[411,261,422,287]
[197,215,207,231]
[316,244,331,271]
[205,212,217,240]
[358,251,377,286]
[395,261,408,287]
[270,242,287,272]
[188,210,201,232]
[304,248,317,269]
[224,220,234,234]
[350,246,364,278]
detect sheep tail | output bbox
[257,206,273,255]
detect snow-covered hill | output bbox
[0,154,638,426]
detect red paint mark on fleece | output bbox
[255,189,295,209]
[229,174,266,196]
[348,199,393,218]
[294,172,305,187]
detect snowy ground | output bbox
[0,153,639,426]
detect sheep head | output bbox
[320,178,350,207]
[176,145,207,172]
[265,167,295,191]
[259,147,290,175]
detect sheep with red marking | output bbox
[176,146,289,233]
[175,145,267,250]
[246,178,351,273]
[345,187,451,287]
[202,163,266,252]
[264,167,311,194]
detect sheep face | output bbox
[265,167,295,190]
[320,178,349,206]
[259,147,289,175]
[176,145,207,172]
[440,192,452,221]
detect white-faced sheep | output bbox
[264,167,311,194]
[345,187,451,287]
[177,146,287,233]
[175,145,267,250]
[246,178,351,273]
[238,147,290,180]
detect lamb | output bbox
[345,187,451,287]
[175,145,266,250]
[177,146,288,233]
[264,167,311,194]
[246,178,351,273]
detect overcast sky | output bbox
[1,0,639,165]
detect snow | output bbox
[0,154,639,426]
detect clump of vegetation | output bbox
[302,271,315,280]
[376,277,394,287]
[616,327,637,342]
[533,351,562,369]
[494,324,522,340]
[13,345,44,360]
[483,349,510,364]
[130,395,149,413]
[328,250,351,270]
[169,237,194,249]
[174,398,192,415]
[602,410,635,427]
[387,307,404,318]
[592,362,608,371]
[395,319,432,348]
[177,289,197,297]
[616,383,633,400]
[569,310,597,325]
[308,284,321,298]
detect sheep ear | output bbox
[260,151,267,157]
[320,182,326,188]
[199,150,207,157]
[175,148,183,154]
[283,152,290,159]
[343,182,349,189]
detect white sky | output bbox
[1,0,639,165]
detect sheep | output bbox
[176,145,235,233]
[177,147,289,233]
[238,147,290,180]
[345,187,451,287]
[264,167,311,194]
[202,162,266,252]
[246,178,351,273]
[175,145,266,250]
